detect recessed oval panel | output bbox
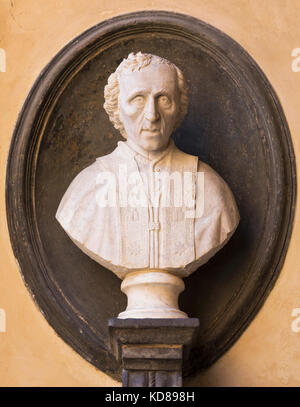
[6,11,296,381]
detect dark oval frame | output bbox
[5,11,296,382]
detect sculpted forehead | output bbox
[119,63,178,99]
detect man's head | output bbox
[104,52,188,152]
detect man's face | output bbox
[118,63,180,152]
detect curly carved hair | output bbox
[103,52,189,138]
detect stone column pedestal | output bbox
[109,318,199,387]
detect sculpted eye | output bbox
[158,95,171,107]
[131,95,145,105]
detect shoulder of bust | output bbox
[198,161,240,230]
[197,160,230,195]
[169,143,199,172]
[196,160,239,219]
[95,142,132,169]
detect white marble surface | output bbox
[56,52,240,318]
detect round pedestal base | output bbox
[118,270,187,319]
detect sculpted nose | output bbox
[145,97,159,122]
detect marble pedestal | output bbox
[118,270,187,319]
[109,318,199,387]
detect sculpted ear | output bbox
[118,108,123,125]
[117,95,124,124]
[115,99,128,139]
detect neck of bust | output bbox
[126,138,171,161]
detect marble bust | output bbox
[56,52,240,318]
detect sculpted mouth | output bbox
[142,129,160,133]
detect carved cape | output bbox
[56,140,239,279]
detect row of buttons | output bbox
[148,221,161,231]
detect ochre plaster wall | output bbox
[0,0,299,386]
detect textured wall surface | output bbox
[0,0,300,386]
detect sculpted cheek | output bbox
[163,110,176,123]
[120,106,136,125]
[126,106,142,119]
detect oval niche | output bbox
[6,11,296,381]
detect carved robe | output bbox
[56,139,239,279]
